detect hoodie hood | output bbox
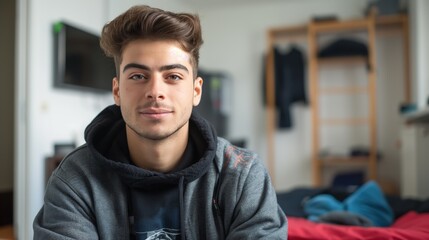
[84,105,217,190]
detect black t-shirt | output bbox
[131,187,181,239]
[130,137,196,240]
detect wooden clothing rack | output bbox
[265,13,410,187]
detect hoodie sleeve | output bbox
[221,152,288,239]
[33,173,98,240]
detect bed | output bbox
[276,183,429,240]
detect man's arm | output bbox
[33,173,98,240]
[226,159,288,239]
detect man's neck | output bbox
[126,127,189,173]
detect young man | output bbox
[34,5,287,239]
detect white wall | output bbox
[410,0,429,109]
[108,0,195,17]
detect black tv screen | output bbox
[53,21,115,92]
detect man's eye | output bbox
[168,75,182,81]
[130,74,146,80]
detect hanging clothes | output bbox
[263,45,308,129]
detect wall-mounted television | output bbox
[53,21,115,92]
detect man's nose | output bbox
[145,77,165,100]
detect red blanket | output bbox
[288,211,429,240]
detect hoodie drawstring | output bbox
[179,176,186,239]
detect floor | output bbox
[0,225,14,240]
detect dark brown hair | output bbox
[100,5,203,77]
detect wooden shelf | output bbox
[269,24,307,37]
[310,13,378,186]
[376,14,408,27]
[268,14,408,36]
[311,18,371,33]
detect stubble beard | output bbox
[127,117,189,141]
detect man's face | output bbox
[113,39,203,141]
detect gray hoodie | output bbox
[33,105,287,239]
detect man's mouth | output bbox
[139,108,173,119]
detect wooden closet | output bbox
[265,13,410,187]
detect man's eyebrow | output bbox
[159,64,189,73]
[122,63,150,73]
[122,63,189,73]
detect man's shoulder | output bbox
[58,144,92,165]
[53,144,101,181]
[215,137,261,173]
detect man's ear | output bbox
[193,77,203,106]
[113,77,120,106]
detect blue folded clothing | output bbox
[305,194,343,219]
[304,181,394,227]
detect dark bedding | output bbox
[277,187,429,219]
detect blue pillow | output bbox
[304,181,394,227]
[344,181,394,227]
[304,194,344,220]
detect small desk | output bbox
[45,155,64,185]
[404,108,429,124]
